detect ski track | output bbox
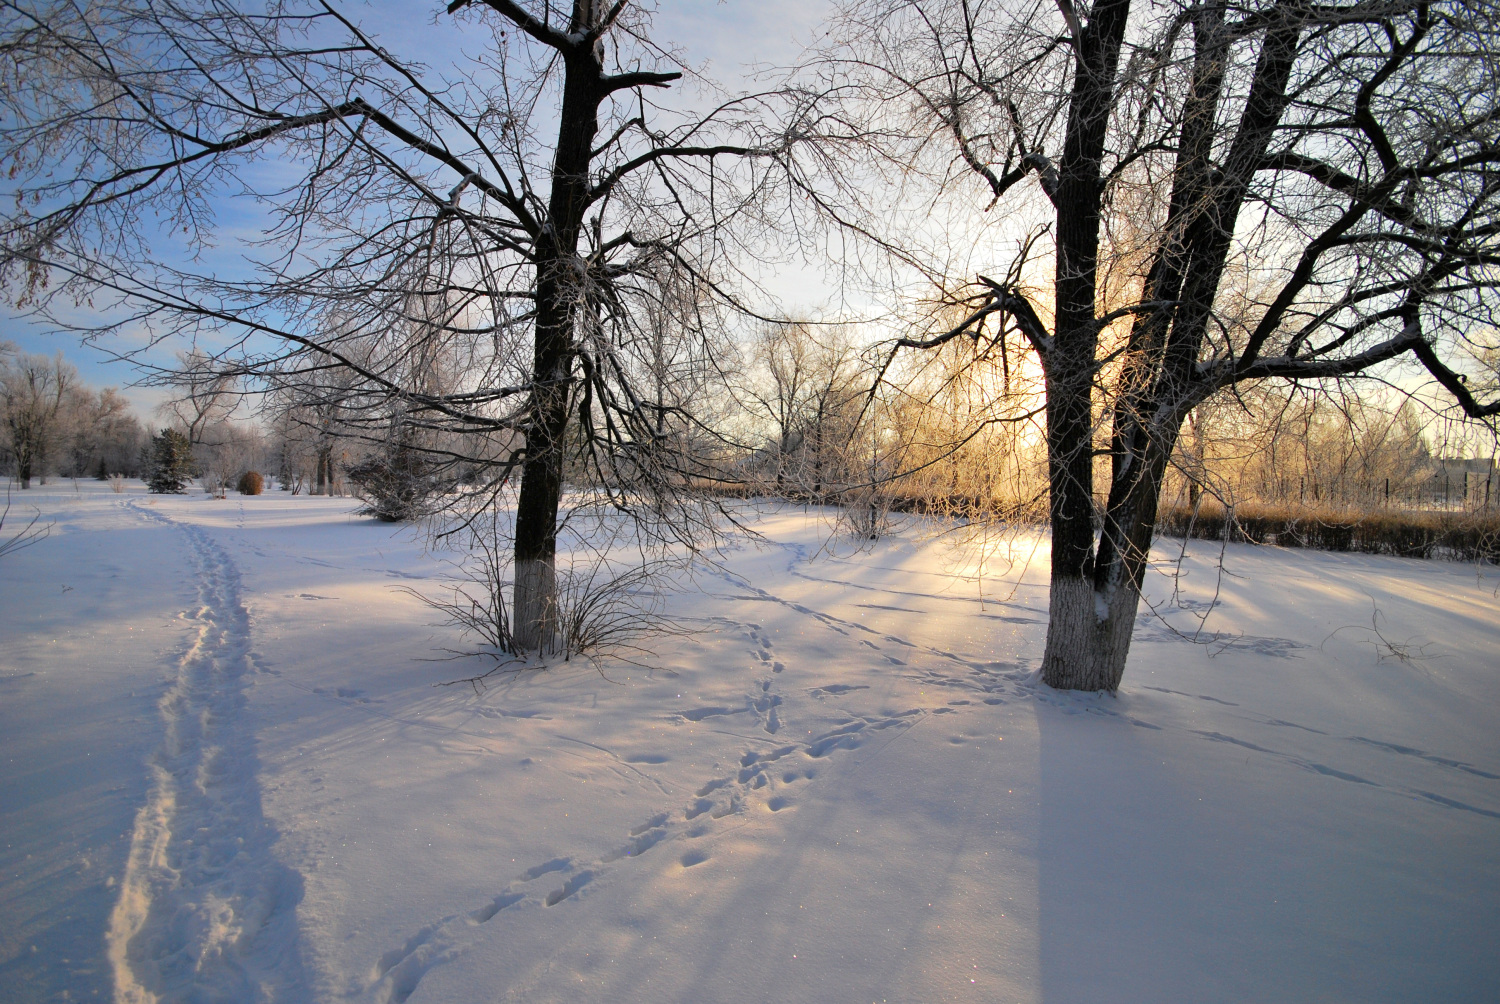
[108,500,306,1003]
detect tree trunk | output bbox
[512,303,568,651]
[1036,0,1133,690]
[510,37,604,652]
[1042,386,1187,689]
[1040,433,1172,689]
[14,428,33,487]
[1040,572,1139,691]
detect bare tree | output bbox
[157,349,254,494]
[0,350,147,481]
[0,0,789,651]
[744,322,817,490]
[264,366,360,497]
[160,350,239,448]
[0,344,75,486]
[59,385,145,479]
[798,327,867,499]
[799,0,1500,689]
[741,321,870,499]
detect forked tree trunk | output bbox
[1039,573,1140,691]
[1040,415,1182,691]
[1039,485,1163,691]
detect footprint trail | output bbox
[364,700,927,1003]
[108,501,306,1003]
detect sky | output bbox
[0,0,839,416]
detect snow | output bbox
[3,479,1498,1003]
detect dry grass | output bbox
[1157,500,1500,562]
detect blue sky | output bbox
[0,0,837,415]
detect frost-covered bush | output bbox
[347,445,434,522]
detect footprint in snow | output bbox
[632,814,670,836]
[367,706,924,1004]
[809,684,869,698]
[544,870,594,907]
[676,705,746,723]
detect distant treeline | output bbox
[1,345,147,485]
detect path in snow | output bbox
[107,501,307,1002]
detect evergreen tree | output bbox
[146,429,197,494]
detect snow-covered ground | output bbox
[3,479,1498,1003]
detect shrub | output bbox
[236,470,264,495]
[833,486,894,541]
[1157,500,1500,563]
[403,511,680,688]
[346,444,433,522]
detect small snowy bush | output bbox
[347,445,434,522]
[236,470,264,495]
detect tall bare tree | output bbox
[0,345,75,486]
[743,322,867,497]
[62,384,146,479]
[0,0,788,649]
[160,350,239,444]
[799,0,1500,689]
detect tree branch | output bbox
[449,0,576,52]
